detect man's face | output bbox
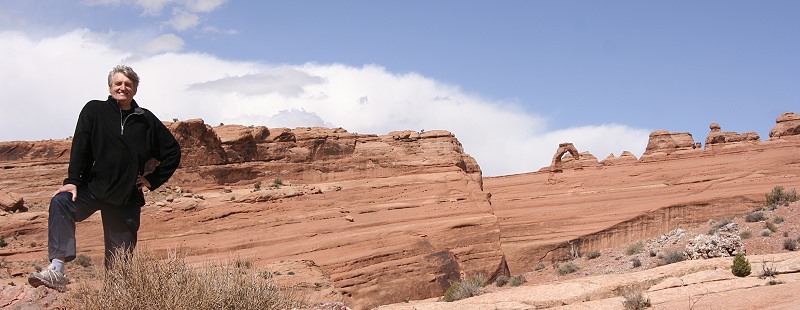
[109,72,137,104]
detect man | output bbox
[28,65,181,291]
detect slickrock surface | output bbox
[1,111,799,309]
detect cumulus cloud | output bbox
[0,30,651,176]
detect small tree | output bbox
[731,253,751,277]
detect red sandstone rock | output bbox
[641,130,698,160]
[705,122,760,147]
[769,111,800,139]
[601,151,638,166]
[0,191,25,212]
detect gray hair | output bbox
[107,65,140,88]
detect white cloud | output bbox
[184,0,227,13]
[141,33,184,53]
[166,9,200,31]
[135,0,175,15]
[0,30,650,176]
[202,26,238,35]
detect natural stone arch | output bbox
[550,142,580,173]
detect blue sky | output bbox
[1,1,797,176]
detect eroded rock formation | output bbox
[705,122,760,148]
[0,120,494,310]
[641,130,698,160]
[769,112,800,139]
[549,142,580,173]
[601,151,638,166]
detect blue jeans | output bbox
[48,186,141,267]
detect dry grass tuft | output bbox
[66,248,305,310]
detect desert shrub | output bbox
[740,231,752,239]
[272,178,284,188]
[253,181,262,192]
[494,276,509,287]
[625,241,644,255]
[631,257,642,268]
[773,216,785,224]
[74,254,93,268]
[760,262,778,278]
[557,261,580,275]
[660,250,685,265]
[66,248,304,310]
[621,286,651,310]
[761,229,772,237]
[534,263,546,271]
[784,239,798,251]
[765,221,779,233]
[234,258,252,269]
[745,211,766,222]
[0,236,7,248]
[442,274,485,302]
[509,275,526,287]
[784,231,790,237]
[648,249,657,257]
[586,251,601,260]
[731,253,751,277]
[766,186,799,206]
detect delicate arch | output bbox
[550,142,580,173]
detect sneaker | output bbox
[28,268,68,291]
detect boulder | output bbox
[0,191,24,212]
[769,112,800,139]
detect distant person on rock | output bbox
[28,65,181,291]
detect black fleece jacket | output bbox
[64,96,181,206]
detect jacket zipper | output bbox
[120,107,144,135]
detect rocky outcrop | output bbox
[0,140,71,163]
[0,120,492,310]
[640,130,698,160]
[684,223,745,259]
[705,123,760,148]
[561,151,601,170]
[601,151,638,166]
[167,118,227,167]
[769,112,800,139]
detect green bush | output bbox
[625,241,644,255]
[766,186,799,206]
[731,253,751,277]
[660,250,685,265]
[773,216,785,224]
[745,212,766,222]
[534,263,546,271]
[442,275,485,302]
[761,229,772,237]
[509,275,526,287]
[557,261,580,275]
[740,231,752,239]
[272,178,284,188]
